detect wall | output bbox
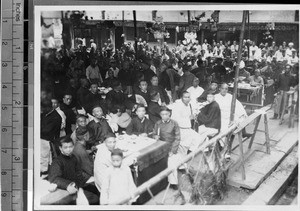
[219,10,297,23]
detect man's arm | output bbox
[171,121,181,154]
[48,159,73,190]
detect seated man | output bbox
[94,134,116,192]
[148,75,170,106]
[48,136,99,205]
[186,77,204,107]
[169,91,206,155]
[87,105,113,145]
[84,83,107,115]
[60,94,77,135]
[197,81,219,103]
[71,114,96,151]
[197,91,221,139]
[238,62,251,83]
[147,91,162,124]
[126,104,154,137]
[215,83,251,158]
[134,80,151,106]
[249,69,264,87]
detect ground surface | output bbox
[145,109,298,205]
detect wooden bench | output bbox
[232,105,272,180]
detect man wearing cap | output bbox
[87,106,113,144]
[289,49,299,67]
[286,42,295,58]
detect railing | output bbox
[115,123,238,205]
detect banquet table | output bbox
[40,135,170,205]
[229,83,264,107]
[116,134,170,204]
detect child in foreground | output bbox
[48,136,99,205]
[100,149,137,205]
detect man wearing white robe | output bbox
[168,91,206,155]
[94,136,116,192]
[215,83,247,133]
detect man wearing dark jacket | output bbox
[147,91,162,124]
[197,91,221,139]
[41,99,62,174]
[60,94,77,135]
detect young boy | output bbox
[100,149,137,205]
[153,107,181,189]
[126,104,153,137]
[94,133,116,192]
[48,136,99,205]
[134,80,151,106]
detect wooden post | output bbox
[133,10,138,58]
[248,115,261,149]
[230,11,248,123]
[264,114,271,154]
[122,11,126,42]
[187,10,191,25]
[238,131,246,180]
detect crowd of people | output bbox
[40,34,299,205]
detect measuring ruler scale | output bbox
[1,0,27,210]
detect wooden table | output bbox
[229,84,264,107]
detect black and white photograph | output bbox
[34,3,299,210]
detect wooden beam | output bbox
[230,11,248,123]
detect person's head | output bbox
[69,78,77,88]
[58,136,74,156]
[41,99,53,114]
[160,106,172,122]
[254,69,261,77]
[105,134,117,151]
[192,77,200,88]
[110,60,117,68]
[219,83,229,96]
[285,65,291,74]
[92,106,103,119]
[107,69,114,78]
[150,75,159,86]
[90,59,96,67]
[139,80,148,92]
[76,114,88,128]
[63,94,72,106]
[135,104,146,119]
[181,91,191,105]
[216,57,223,65]
[210,82,218,91]
[80,78,89,88]
[150,90,160,102]
[204,39,207,43]
[90,83,98,94]
[123,61,130,70]
[51,98,59,109]
[206,91,215,103]
[111,148,123,168]
[112,80,122,91]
